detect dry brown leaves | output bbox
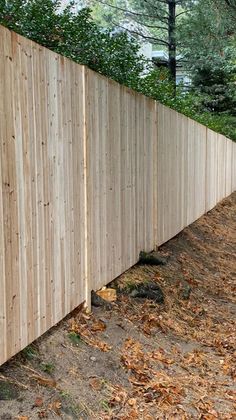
[195,398,220,419]
[183,349,206,368]
[220,354,236,380]
[31,374,57,388]
[16,417,29,420]
[90,319,107,332]
[109,384,128,407]
[89,377,103,391]
[63,195,236,419]
[69,314,112,352]
[149,348,174,365]
[48,399,62,416]
[120,338,184,412]
[141,313,167,335]
[121,338,151,382]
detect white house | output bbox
[152,50,191,86]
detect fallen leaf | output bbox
[34,396,43,407]
[38,411,47,419]
[150,349,174,365]
[91,320,106,332]
[69,318,111,351]
[122,408,139,419]
[109,385,127,406]
[32,375,56,388]
[48,399,62,415]
[89,377,103,391]
[97,341,112,352]
[128,398,136,406]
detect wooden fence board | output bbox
[206,129,218,211]
[156,105,208,245]
[225,138,233,197]
[232,142,236,192]
[0,28,86,365]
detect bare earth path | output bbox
[0,193,235,420]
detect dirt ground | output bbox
[0,193,235,420]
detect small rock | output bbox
[129,281,164,303]
[139,251,167,266]
[91,290,112,309]
[180,284,192,300]
[96,288,116,302]
[90,356,96,362]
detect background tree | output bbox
[85,0,195,85]
[224,0,236,10]
[179,0,236,113]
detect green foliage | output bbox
[191,60,236,115]
[179,0,236,116]
[0,0,145,85]
[136,74,236,141]
[0,380,19,400]
[134,68,176,102]
[168,91,236,141]
[194,113,236,141]
[40,362,55,374]
[68,331,82,345]
[21,344,38,360]
[87,0,124,29]
[0,0,235,141]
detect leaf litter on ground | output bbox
[0,193,235,419]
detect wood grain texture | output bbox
[0,24,235,366]
[156,104,208,244]
[85,69,157,291]
[0,27,86,365]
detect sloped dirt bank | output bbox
[0,193,235,419]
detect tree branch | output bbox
[146,0,167,4]
[126,16,168,31]
[95,0,169,23]
[111,20,170,46]
[176,10,189,18]
[224,0,236,9]
[142,0,169,18]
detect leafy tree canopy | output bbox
[179,0,236,114]
[0,0,145,85]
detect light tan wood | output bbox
[232,140,236,192]
[0,24,235,366]
[225,138,232,197]
[0,26,86,365]
[206,129,218,211]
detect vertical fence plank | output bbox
[0,26,8,363]
[232,143,236,192]
[206,129,218,211]
[225,138,232,197]
[0,27,20,359]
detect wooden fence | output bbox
[0,25,235,366]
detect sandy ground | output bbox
[0,192,235,420]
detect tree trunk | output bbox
[168,0,176,88]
